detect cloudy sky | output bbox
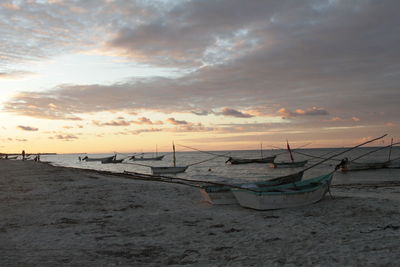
[0,0,399,153]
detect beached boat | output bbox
[82,155,115,162]
[226,155,276,165]
[269,160,308,168]
[231,172,334,210]
[200,171,304,205]
[130,155,165,161]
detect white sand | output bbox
[0,160,399,266]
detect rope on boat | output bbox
[291,150,343,162]
[177,144,231,158]
[350,141,400,163]
[186,152,231,167]
[121,151,228,168]
[299,134,387,173]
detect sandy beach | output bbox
[1,160,399,266]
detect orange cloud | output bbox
[132,117,163,125]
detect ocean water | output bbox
[40,147,400,185]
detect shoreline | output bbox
[1,160,399,266]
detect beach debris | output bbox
[360,224,400,233]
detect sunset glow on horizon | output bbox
[1,0,399,154]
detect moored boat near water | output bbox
[269,160,308,168]
[149,142,188,175]
[150,166,188,175]
[82,155,115,162]
[130,155,165,161]
[231,171,335,210]
[101,156,125,164]
[226,155,276,165]
[200,171,304,205]
[340,158,388,172]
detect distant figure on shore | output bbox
[78,156,81,161]
[22,150,25,161]
[35,154,40,162]
[5,154,8,160]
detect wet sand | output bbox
[0,160,399,266]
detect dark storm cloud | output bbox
[2,0,400,132]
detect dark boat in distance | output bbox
[226,155,276,165]
[269,160,308,168]
[130,155,165,161]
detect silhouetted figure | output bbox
[78,156,81,161]
[336,157,349,170]
[22,150,25,161]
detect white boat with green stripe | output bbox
[232,171,335,210]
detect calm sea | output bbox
[40,147,400,185]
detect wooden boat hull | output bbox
[150,166,188,175]
[341,161,388,172]
[200,171,304,205]
[130,155,165,161]
[232,172,334,210]
[83,156,115,162]
[227,155,276,164]
[269,160,308,168]
[101,158,124,164]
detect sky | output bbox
[0,0,399,154]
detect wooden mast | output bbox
[172,142,176,167]
[286,139,294,162]
[388,138,393,161]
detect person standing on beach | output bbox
[22,150,25,161]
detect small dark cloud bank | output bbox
[17,125,38,131]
